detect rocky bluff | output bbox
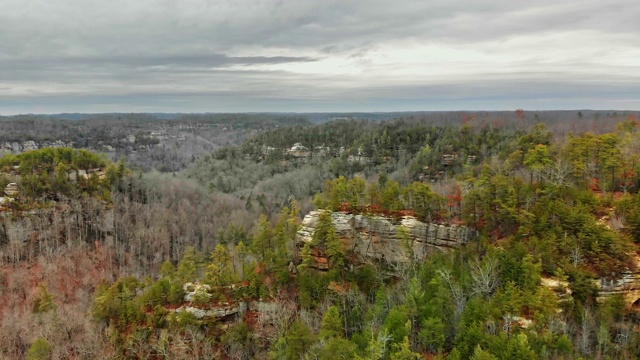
[297,211,640,308]
[296,210,476,266]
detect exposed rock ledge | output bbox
[296,210,476,264]
[176,302,247,320]
[596,255,640,307]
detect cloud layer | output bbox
[1,0,639,113]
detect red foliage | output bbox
[254,262,265,275]
[589,177,600,192]
[243,310,260,330]
[327,281,351,294]
[0,243,120,320]
[619,168,636,191]
[339,202,352,213]
[447,193,462,208]
[396,209,415,217]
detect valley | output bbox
[2,111,640,358]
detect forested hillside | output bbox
[0,113,310,172]
[2,113,640,359]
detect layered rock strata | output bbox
[297,210,476,264]
[596,255,640,307]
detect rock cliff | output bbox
[0,140,73,153]
[297,210,476,265]
[596,255,640,307]
[298,211,640,307]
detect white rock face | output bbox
[183,282,212,302]
[595,256,640,306]
[0,140,73,153]
[176,302,247,320]
[297,210,476,264]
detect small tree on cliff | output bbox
[205,243,236,287]
[297,243,313,273]
[312,211,333,249]
[397,225,414,261]
[313,210,345,269]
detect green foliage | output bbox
[284,320,314,360]
[205,243,235,286]
[313,210,334,248]
[252,208,295,274]
[0,147,122,201]
[298,271,329,309]
[221,322,255,358]
[32,283,56,314]
[297,242,313,273]
[175,246,198,283]
[402,181,443,219]
[318,337,357,360]
[26,337,52,360]
[320,306,343,339]
[138,277,171,308]
[381,180,403,211]
[317,177,446,221]
[355,330,389,360]
[93,277,145,330]
[390,336,422,360]
[469,345,498,360]
[383,307,410,345]
[159,260,175,278]
[505,334,537,360]
[419,317,446,353]
[523,144,552,173]
[354,264,382,300]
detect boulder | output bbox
[183,282,212,302]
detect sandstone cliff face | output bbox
[0,140,73,153]
[596,255,640,307]
[297,210,476,264]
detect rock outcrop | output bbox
[297,210,476,265]
[176,302,247,320]
[596,255,640,307]
[0,140,72,154]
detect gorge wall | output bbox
[296,210,476,265]
[596,255,640,307]
[297,210,640,308]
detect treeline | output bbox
[0,113,311,143]
[0,113,311,173]
[184,118,522,218]
[313,176,446,221]
[0,147,123,201]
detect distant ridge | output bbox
[1,110,639,124]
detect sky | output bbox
[1,0,639,114]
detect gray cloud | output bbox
[0,0,639,113]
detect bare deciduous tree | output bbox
[469,256,500,298]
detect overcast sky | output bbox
[1,0,639,114]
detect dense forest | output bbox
[2,112,640,359]
[0,113,310,172]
